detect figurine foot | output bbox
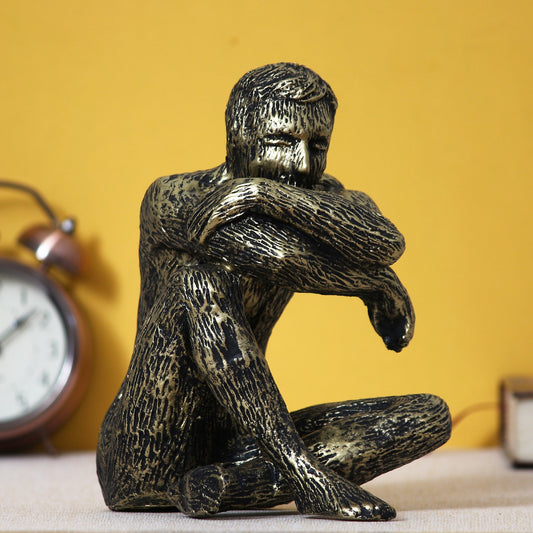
[295,476,396,521]
[169,464,229,517]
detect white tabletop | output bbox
[1,448,532,532]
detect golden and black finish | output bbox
[97,63,451,520]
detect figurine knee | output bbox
[416,393,452,446]
[181,266,258,373]
[180,265,239,307]
[374,393,451,452]
[369,393,451,476]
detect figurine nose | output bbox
[295,140,310,174]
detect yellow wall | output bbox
[1,0,532,449]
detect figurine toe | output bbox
[169,464,229,517]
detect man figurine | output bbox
[97,63,450,521]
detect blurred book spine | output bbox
[501,376,533,466]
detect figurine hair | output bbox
[225,63,338,176]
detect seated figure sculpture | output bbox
[97,63,451,521]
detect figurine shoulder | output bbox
[340,189,381,213]
[314,174,381,213]
[141,165,226,218]
[139,164,228,248]
[315,173,345,193]
[146,165,227,199]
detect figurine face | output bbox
[249,99,334,189]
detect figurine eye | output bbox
[264,133,295,148]
[310,138,329,152]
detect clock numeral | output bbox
[20,287,28,306]
[16,392,28,409]
[41,372,51,387]
[40,312,51,328]
[49,340,59,358]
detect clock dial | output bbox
[0,179,90,450]
[0,258,89,451]
[0,271,71,424]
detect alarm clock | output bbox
[0,180,90,452]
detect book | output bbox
[501,376,533,466]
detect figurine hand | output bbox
[187,180,261,245]
[366,292,415,352]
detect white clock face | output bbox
[0,270,70,424]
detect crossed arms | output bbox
[187,176,406,269]
[143,171,414,351]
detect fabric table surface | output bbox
[1,448,532,532]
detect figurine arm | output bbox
[205,216,414,351]
[187,178,405,268]
[141,175,413,351]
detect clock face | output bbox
[0,261,77,435]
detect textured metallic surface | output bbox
[97,63,451,521]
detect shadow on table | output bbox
[205,508,298,521]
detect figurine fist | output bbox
[366,290,415,352]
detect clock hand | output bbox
[0,310,38,355]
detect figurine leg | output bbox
[97,269,236,511]
[295,393,451,484]
[170,265,400,520]
[170,393,450,515]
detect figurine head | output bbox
[225,63,338,188]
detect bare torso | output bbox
[137,164,295,353]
